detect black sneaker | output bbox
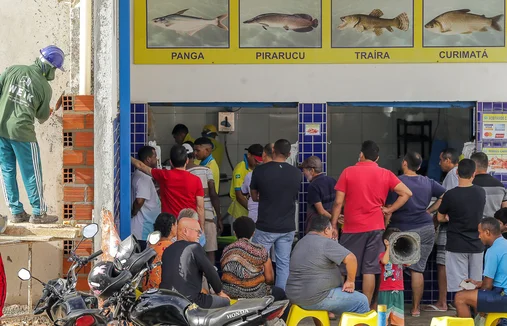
[30,213,58,224]
[9,211,30,223]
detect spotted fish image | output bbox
[425,9,503,35]
[243,13,319,33]
[152,9,228,36]
[337,9,409,36]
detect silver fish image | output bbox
[152,9,228,36]
[338,9,409,36]
[243,13,319,33]
[425,9,503,35]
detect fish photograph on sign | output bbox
[332,0,414,48]
[423,0,505,47]
[147,0,229,48]
[239,0,322,48]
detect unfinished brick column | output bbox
[62,95,94,291]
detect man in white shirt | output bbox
[131,146,161,250]
[427,148,459,312]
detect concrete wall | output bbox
[0,0,71,304]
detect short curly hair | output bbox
[233,216,256,239]
[154,213,177,238]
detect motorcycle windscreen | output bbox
[114,235,140,266]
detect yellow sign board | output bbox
[134,0,507,64]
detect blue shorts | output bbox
[477,288,507,313]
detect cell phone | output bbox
[459,280,476,290]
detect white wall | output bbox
[327,106,471,179]
[148,106,298,213]
[0,0,70,305]
[131,64,506,103]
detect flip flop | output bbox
[411,311,421,317]
[423,305,447,312]
[448,303,457,311]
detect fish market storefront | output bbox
[115,0,507,306]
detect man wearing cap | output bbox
[202,125,224,169]
[301,156,336,234]
[228,144,263,219]
[0,45,65,224]
[185,141,222,263]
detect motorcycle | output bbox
[97,232,289,326]
[17,223,105,325]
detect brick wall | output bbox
[62,95,94,291]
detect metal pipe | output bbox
[27,243,33,309]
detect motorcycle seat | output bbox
[185,296,274,326]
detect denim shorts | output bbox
[477,288,507,313]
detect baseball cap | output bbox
[245,144,263,163]
[202,124,218,136]
[182,143,193,154]
[299,156,322,170]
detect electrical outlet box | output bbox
[218,112,235,132]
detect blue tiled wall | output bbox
[298,103,327,238]
[477,102,507,187]
[131,103,148,168]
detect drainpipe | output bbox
[79,0,92,95]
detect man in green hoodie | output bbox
[0,45,65,224]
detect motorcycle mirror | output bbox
[82,223,99,239]
[18,268,31,281]
[147,231,161,245]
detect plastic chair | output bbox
[339,310,378,326]
[485,313,507,326]
[287,305,330,326]
[430,316,475,326]
[217,236,237,246]
[230,299,238,305]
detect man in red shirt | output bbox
[131,145,205,228]
[331,140,412,307]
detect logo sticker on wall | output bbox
[305,123,321,136]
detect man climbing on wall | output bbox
[0,45,64,224]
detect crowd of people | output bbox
[130,128,507,324]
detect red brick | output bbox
[63,115,86,130]
[85,151,94,165]
[64,187,85,202]
[74,204,93,220]
[63,150,84,165]
[86,187,94,202]
[74,168,93,185]
[85,115,94,129]
[74,95,94,112]
[74,132,94,148]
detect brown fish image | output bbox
[337,9,409,36]
[425,9,503,35]
[243,13,319,33]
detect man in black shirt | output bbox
[437,159,486,298]
[250,139,302,290]
[493,208,507,239]
[160,218,230,308]
[471,152,507,218]
[300,156,336,234]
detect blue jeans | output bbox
[0,138,46,215]
[252,229,295,290]
[301,287,370,317]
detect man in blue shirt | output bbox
[454,217,507,318]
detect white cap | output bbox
[182,143,193,154]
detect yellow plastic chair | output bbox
[485,313,507,326]
[287,305,330,326]
[230,299,238,305]
[136,289,143,299]
[339,310,378,326]
[430,316,475,326]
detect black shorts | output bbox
[339,230,383,275]
[477,288,507,313]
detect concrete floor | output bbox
[297,305,452,325]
